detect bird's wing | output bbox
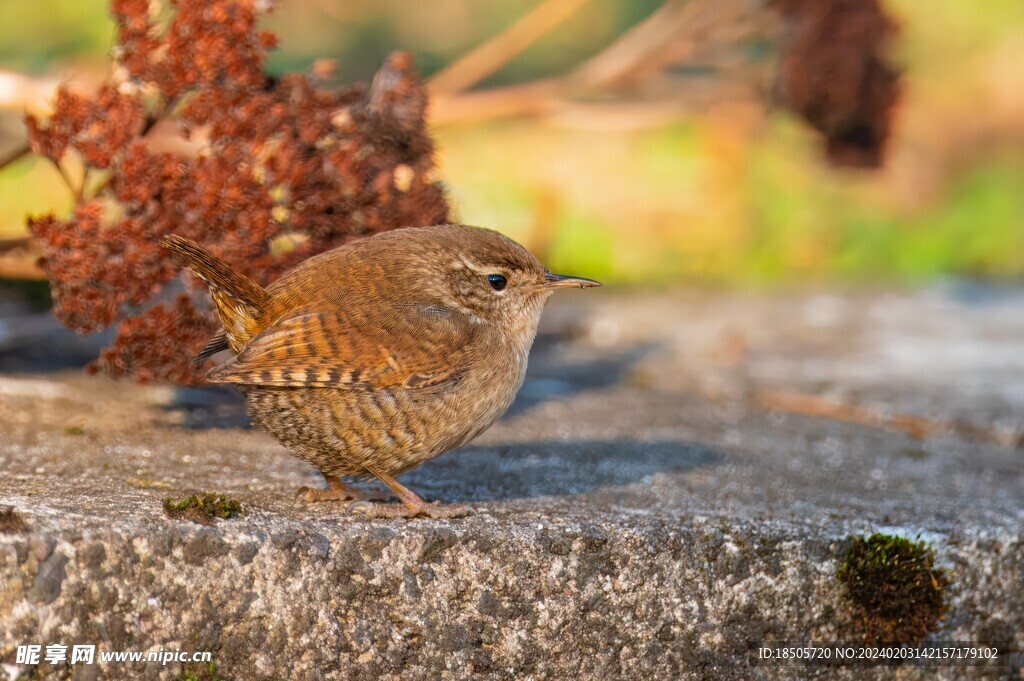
[204,305,477,389]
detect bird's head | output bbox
[405,225,600,337]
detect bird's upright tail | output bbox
[162,235,270,355]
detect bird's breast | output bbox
[456,334,531,422]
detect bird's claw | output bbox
[346,499,376,515]
[295,481,371,504]
[346,500,475,519]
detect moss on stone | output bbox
[163,494,243,526]
[836,532,950,644]
[181,661,226,681]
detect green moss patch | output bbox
[836,533,950,644]
[182,661,226,681]
[0,506,30,534]
[163,494,243,526]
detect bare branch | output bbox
[0,69,60,111]
[0,237,44,280]
[570,0,765,89]
[53,160,83,202]
[429,0,776,127]
[0,144,31,172]
[431,78,564,124]
[758,390,1024,448]
[428,0,594,98]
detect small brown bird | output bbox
[163,225,599,518]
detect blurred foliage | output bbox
[262,0,666,86]
[0,1,113,73]
[436,118,1024,285]
[1,0,1023,285]
[16,0,448,383]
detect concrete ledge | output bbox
[2,289,1023,679]
[1,508,1018,680]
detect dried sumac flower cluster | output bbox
[26,0,449,383]
[772,0,901,168]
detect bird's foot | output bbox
[295,486,355,503]
[350,466,474,519]
[295,475,382,503]
[346,499,474,519]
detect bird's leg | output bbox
[348,466,473,519]
[296,473,372,503]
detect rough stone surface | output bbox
[1,287,1022,679]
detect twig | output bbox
[758,390,1023,448]
[52,160,83,202]
[428,0,594,98]
[0,237,34,253]
[0,258,46,280]
[0,69,60,111]
[570,0,761,88]
[0,143,31,172]
[430,78,564,123]
[429,0,774,126]
[305,0,347,22]
[570,0,700,88]
[0,238,44,280]
[432,75,759,127]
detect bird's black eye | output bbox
[487,274,507,291]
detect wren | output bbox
[162,225,600,518]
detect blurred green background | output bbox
[1,0,1022,285]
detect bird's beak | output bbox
[543,272,602,289]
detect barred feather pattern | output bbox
[241,363,521,477]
